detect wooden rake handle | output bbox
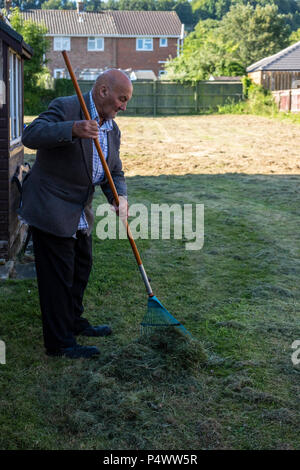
[62,51,153,296]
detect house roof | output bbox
[22,9,182,37]
[247,41,300,72]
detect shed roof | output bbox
[0,19,33,58]
[247,41,300,72]
[22,9,182,37]
[130,70,157,81]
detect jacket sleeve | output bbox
[22,98,76,150]
[100,127,127,204]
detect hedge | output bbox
[24,79,76,115]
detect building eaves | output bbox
[247,41,300,72]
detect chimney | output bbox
[76,1,84,13]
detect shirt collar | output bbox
[89,91,113,131]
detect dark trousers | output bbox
[31,226,92,352]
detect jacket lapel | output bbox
[80,92,93,182]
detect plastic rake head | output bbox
[140,296,191,338]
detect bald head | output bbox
[92,69,133,121]
[94,69,132,93]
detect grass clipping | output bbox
[141,328,206,368]
[103,328,207,382]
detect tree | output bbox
[105,0,119,9]
[174,0,193,25]
[191,0,232,21]
[42,0,75,9]
[84,0,103,11]
[190,0,300,28]
[164,19,238,80]
[10,7,50,89]
[156,0,176,9]
[290,26,300,42]
[117,0,156,10]
[220,3,291,67]
[165,3,291,81]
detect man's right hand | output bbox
[72,120,99,139]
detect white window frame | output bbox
[53,68,65,79]
[136,38,153,51]
[159,38,168,47]
[53,37,71,51]
[9,49,22,145]
[87,37,104,51]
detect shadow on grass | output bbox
[1,171,300,450]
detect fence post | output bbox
[194,82,198,113]
[153,81,157,116]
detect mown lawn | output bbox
[1,116,300,450]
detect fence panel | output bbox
[77,80,243,115]
[197,82,243,110]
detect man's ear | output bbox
[99,85,108,98]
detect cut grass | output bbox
[1,118,300,450]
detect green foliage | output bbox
[24,87,55,115]
[241,75,252,98]
[218,81,279,116]
[84,0,104,11]
[42,0,75,9]
[191,0,232,21]
[10,7,50,90]
[0,1,45,9]
[173,0,193,25]
[166,3,291,81]
[54,78,75,96]
[290,26,300,43]
[220,3,291,67]
[23,79,75,115]
[165,18,244,81]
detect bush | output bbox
[218,80,278,117]
[24,79,76,115]
[54,78,75,97]
[24,87,55,115]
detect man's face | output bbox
[96,81,133,120]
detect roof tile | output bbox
[22,9,182,37]
[247,41,300,72]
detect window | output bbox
[136,38,153,51]
[159,38,168,47]
[88,37,104,51]
[9,50,22,143]
[53,37,71,51]
[158,70,168,79]
[53,69,65,79]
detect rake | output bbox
[62,51,191,338]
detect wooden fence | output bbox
[272,89,300,113]
[78,80,243,115]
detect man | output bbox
[19,69,133,359]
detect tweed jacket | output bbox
[19,92,127,237]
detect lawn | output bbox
[1,115,300,450]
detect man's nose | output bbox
[120,102,127,111]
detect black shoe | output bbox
[78,325,112,337]
[46,345,100,359]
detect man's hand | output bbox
[111,196,128,223]
[72,120,99,139]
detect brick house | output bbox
[22,2,184,80]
